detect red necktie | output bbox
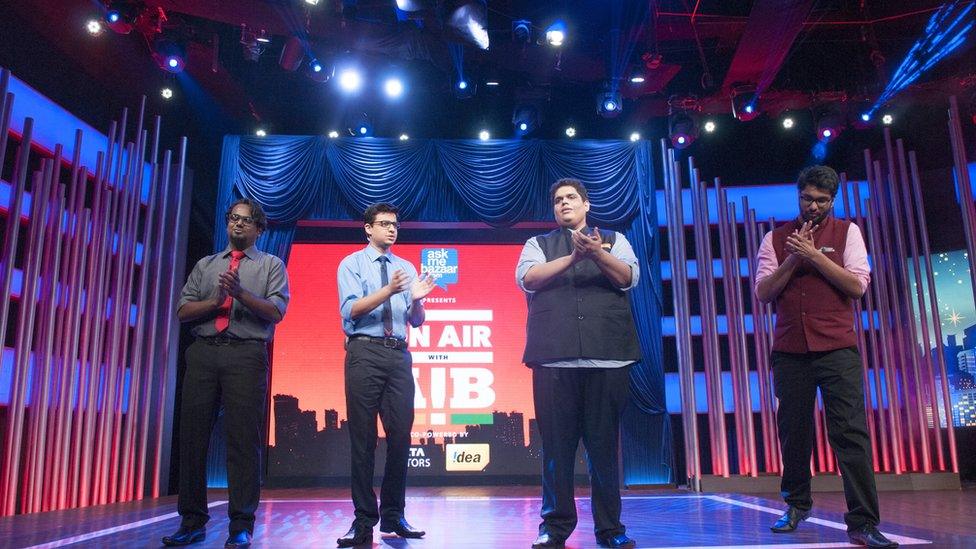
[214,250,245,333]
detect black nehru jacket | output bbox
[522,228,641,365]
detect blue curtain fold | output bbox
[213,136,673,484]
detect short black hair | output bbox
[364,203,399,224]
[225,198,268,230]
[549,178,589,203]
[796,165,839,196]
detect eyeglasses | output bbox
[799,194,833,207]
[226,213,256,226]
[371,220,400,229]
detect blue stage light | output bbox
[458,80,468,90]
[152,37,187,73]
[310,60,323,73]
[107,10,121,23]
[860,113,871,122]
[384,77,405,99]
[597,91,622,118]
[338,68,363,92]
[545,21,566,47]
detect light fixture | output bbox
[478,129,490,140]
[160,87,174,100]
[512,104,540,136]
[565,127,576,138]
[815,104,845,142]
[338,68,363,93]
[255,129,267,137]
[629,75,645,84]
[448,0,489,50]
[668,111,699,149]
[86,19,104,36]
[485,80,499,87]
[545,21,566,47]
[782,117,795,129]
[512,20,531,43]
[328,130,339,138]
[882,113,894,125]
[351,113,373,137]
[629,132,641,142]
[399,133,410,141]
[240,25,267,62]
[152,36,186,73]
[384,77,405,99]
[304,0,320,5]
[597,90,622,118]
[453,77,476,99]
[731,86,760,121]
[703,120,716,133]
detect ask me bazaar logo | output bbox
[420,248,459,290]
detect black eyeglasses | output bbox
[371,220,401,229]
[227,213,256,226]
[799,194,833,207]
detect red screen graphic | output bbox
[270,242,532,450]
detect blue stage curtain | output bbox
[212,136,673,485]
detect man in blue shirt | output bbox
[335,203,436,548]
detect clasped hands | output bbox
[785,220,821,260]
[386,269,437,301]
[570,228,605,261]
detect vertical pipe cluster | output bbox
[0,68,189,515]
[661,119,964,488]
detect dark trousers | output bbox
[344,338,415,528]
[178,339,269,534]
[532,365,631,541]
[772,346,880,530]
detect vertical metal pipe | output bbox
[947,97,976,300]
[727,201,757,475]
[909,151,959,472]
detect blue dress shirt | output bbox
[337,245,418,339]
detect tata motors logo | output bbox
[407,447,431,469]
[421,248,459,290]
[445,443,490,472]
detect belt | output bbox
[348,335,408,351]
[198,335,266,346]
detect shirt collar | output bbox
[222,245,259,260]
[363,245,394,263]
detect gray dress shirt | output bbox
[178,245,290,341]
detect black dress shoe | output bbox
[336,524,372,547]
[379,517,425,538]
[770,506,810,533]
[848,525,899,548]
[531,533,566,548]
[597,533,637,548]
[224,530,252,548]
[161,526,206,546]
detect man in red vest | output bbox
[755,166,897,548]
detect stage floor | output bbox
[3,486,974,548]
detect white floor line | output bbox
[706,495,932,546]
[21,500,227,549]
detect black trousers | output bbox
[772,346,880,530]
[532,365,631,541]
[178,339,269,534]
[344,338,415,528]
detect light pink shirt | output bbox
[754,221,871,294]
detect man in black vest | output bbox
[517,178,641,549]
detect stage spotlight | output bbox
[384,77,405,99]
[512,104,540,136]
[513,20,531,43]
[703,120,716,133]
[630,132,641,142]
[160,87,173,100]
[597,91,623,118]
[328,130,339,138]
[731,86,760,122]
[104,1,140,34]
[396,0,435,10]
[399,133,410,141]
[669,112,699,149]
[479,129,490,140]
[152,37,186,73]
[545,21,566,47]
[279,37,304,72]
[782,117,795,129]
[306,59,332,83]
[882,113,894,125]
[454,78,477,99]
[352,113,373,137]
[629,74,645,84]
[255,129,267,137]
[240,25,267,62]
[448,0,489,50]
[860,113,871,123]
[565,127,576,138]
[305,0,320,4]
[338,68,363,93]
[485,80,500,87]
[815,106,845,142]
[86,19,104,36]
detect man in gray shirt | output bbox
[162,198,289,549]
